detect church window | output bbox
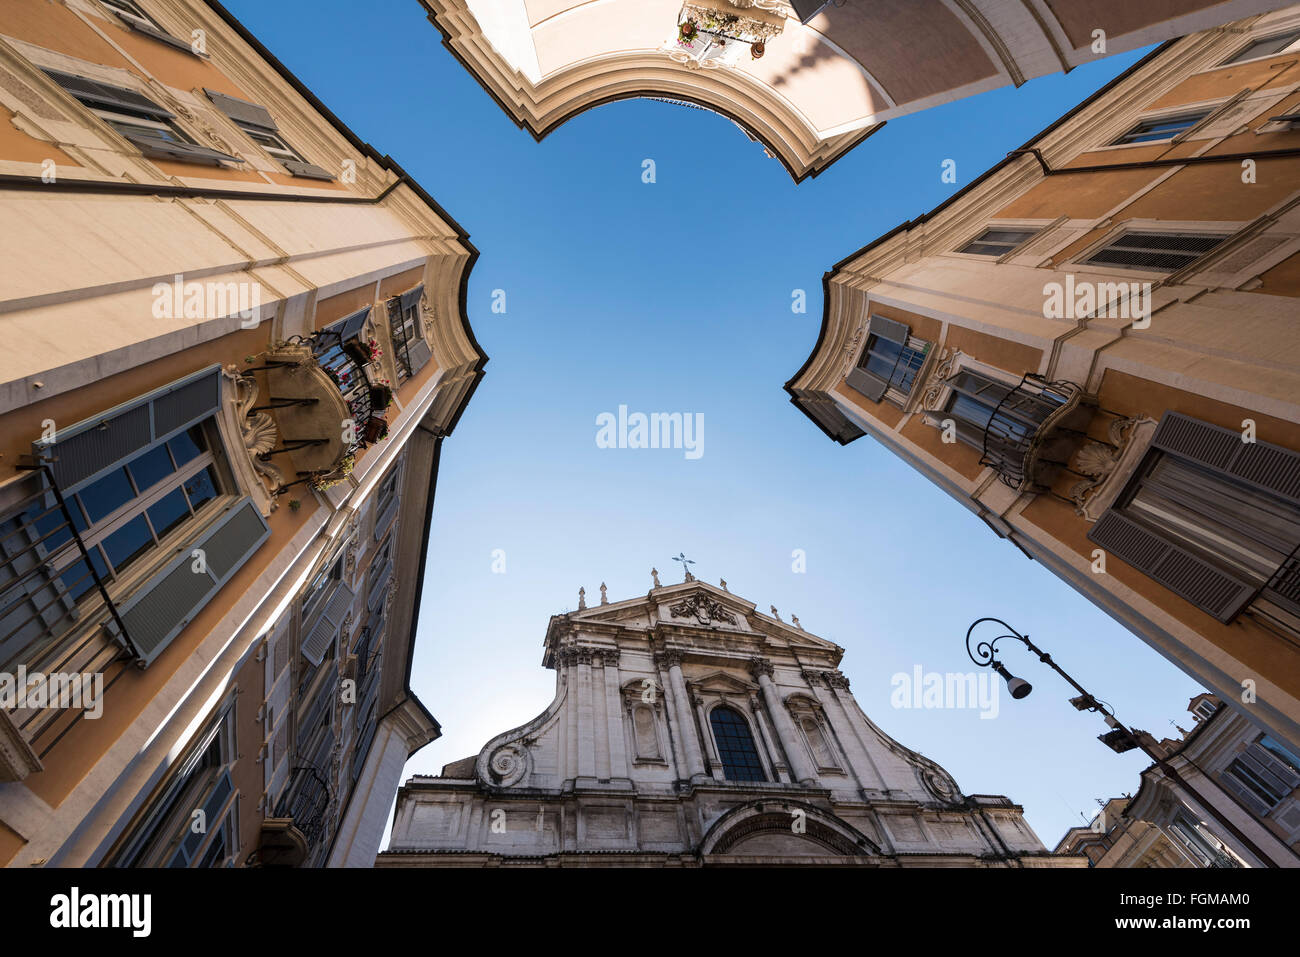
[710,706,766,782]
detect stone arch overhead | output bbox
[697,798,882,857]
[425,6,885,184]
[473,679,570,789]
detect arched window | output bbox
[710,706,766,782]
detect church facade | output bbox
[380,575,1078,866]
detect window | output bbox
[1224,30,1300,64]
[958,227,1039,257]
[1081,231,1227,272]
[1194,698,1219,721]
[44,70,240,166]
[709,706,766,782]
[1111,111,1211,145]
[1168,813,1240,868]
[374,467,401,540]
[846,315,931,405]
[17,367,269,671]
[387,287,433,382]
[1089,413,1300,625]
[109,704,239,867]
[1223,737,1300,813]
[315,310,373,439]
[204,89,334,180]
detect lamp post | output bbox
[965,617,1280,868]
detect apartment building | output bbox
[1056,695,1300,867]
[0,0,485,867]
[786,9,1300,753]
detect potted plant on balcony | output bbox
[368,382,393,410]
[363,414,389,445]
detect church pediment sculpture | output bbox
[668,593,738,626]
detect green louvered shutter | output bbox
[35,366,222,491]
[105,498,270,667]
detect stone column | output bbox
[752,658,817,785]
[601,649,629,780]
[576,648,596,780]
[805,669,879,790]
[661,650,706,781]
[561,650,578,782]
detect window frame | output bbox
[107,699,239,867]
[1073,227,1232,276]
[1109,109,1213,146]
[955,226,1042,258]
[707,704,768,783]
[1221,28,1300,66]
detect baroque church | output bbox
[379,572,1076,866]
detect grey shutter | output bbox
[399,286,424,312]
[329,308,369,344]
[36,365,222,491]
[0,504,77,667]
[405,338,433,375]
[203,89,278,132]
[301,583,353,667]
[1222,762,1277,816]
[105,497,270,667]
[281,159,335,181]
[846,367,887,402]
[1244,741,1300,793]
[866,315,909,345]
[373,496,398,541]
[1151,412,1300,506]
[1088,511,1257,623]
[44,70,174,119]
[119,131,243,166]
[118,17,194,54]
[367,558,392,612]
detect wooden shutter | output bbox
[281,159,335,181]
[105,497,270,667]
[330,308,370,344]
[44,70,174,119]
[845,315,908,402]
[866,314,908,344]
[120,131,243,166]
[1150,412,1300,506]
[203,89,277,132]
[373,496,399,541]
[399,286,424,312]
[36,366,222,491]
[367,558,392,612]
[301,583,353,667]
[405,338,433,375]
[1088,511,1256,623]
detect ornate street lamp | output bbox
[964,616,1281,868]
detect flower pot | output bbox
[368,384,393,410]
[364,416,389,444]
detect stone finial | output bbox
[770,605,782,621]
[599,582,608,605]
[651,567,661,588]
[791,615,802,629]
[719,578,728,592]
[578,587,586,610]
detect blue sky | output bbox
[225,0,1205,849]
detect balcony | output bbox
[977,373,1093,492]
[259,762,331,867]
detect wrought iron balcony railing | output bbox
[1263,541,1300,620]
[274,762,331,855]
[1,464,135,674]
[979,373,1090,491]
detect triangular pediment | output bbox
[688,670,758,695]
